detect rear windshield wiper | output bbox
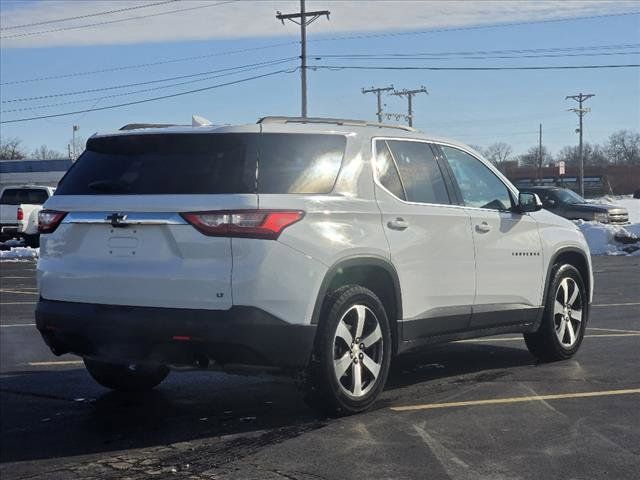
[88,180,129,193]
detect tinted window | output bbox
[0,188,48,205]
[386,140,450,204]
[56,132,346,195]
[258,134,345,194]
[441,146,513,210]
[57,133,256,195]
[0,189,19,205]
[374,140,405,200]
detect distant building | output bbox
[0,158,72,188]
[499,164,640,197]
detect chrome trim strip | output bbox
[63,212,187,225]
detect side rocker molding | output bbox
[310,256,403,326]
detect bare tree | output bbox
[483,142,513,165]
[0,137,27,160]
[68,135,86,160]
[32,145,64,160]
[557,143,608,167]
[519,145,553,167]
[605,130,640,165]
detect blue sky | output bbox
[1,1,638,157]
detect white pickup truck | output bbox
[0,185,55,247]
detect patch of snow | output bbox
[0,246,39,261]
[575,220,640,256]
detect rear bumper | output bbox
[36,299,316,370]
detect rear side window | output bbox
[374,140,405,200]
[257,133,345,194]
[0,188,48,205]
[56,132,346,195]
[385,140,450,204]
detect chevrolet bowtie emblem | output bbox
[106,213,128,227]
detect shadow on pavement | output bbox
[0,341,534,464]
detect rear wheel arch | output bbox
[311,257,402,354]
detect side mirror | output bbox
[517,192,543,213]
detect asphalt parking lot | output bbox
[0,257,638,480]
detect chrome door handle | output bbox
[387,218,409,231]
[475,222,492,233]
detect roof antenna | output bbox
[192,115,212,127]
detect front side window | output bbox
[441,146,513,211]
[384,140,450,205]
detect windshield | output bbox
[554,188,585,204]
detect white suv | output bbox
[36,117,592,415]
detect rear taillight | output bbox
[38,210,67,234]
[181,210,304,240]
[17,207,24,221]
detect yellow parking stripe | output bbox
[391,388,640,412]
[0,289,38,295]
[457,333,640,343]
[27,360,83,366]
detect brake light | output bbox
[17,207,23,221]
[38,210,67,234]
[181,210,304,240]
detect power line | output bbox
[1,60,298,113]
[314,51,640,61]
[0,42,298,86]
[2,57,299,103]
[1,0,238,40]
[308,11,640,43]
[0,68,297,124]
[1,42,634,86]
[0,0,179,31]
[310,64,640,71]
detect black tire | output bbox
[304,285,392,416]
[24,234,39,248]
[524,264,588,362]
[84,358,169,392]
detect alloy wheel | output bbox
[332,304,384,398]
[553,277,583,348]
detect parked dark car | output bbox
[520,186,629,224]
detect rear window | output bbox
[56,132,346,195]
[0,188,49,205]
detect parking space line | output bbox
[0,301,37,305]
[391,388,640,412]
[0,289,38,295]
[592,302,640,307]
[588,327,640,334]
[457,333,640,343]
[1,276,34,279]
[27,360,83,366]
[0,323,36,328]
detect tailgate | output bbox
[38,194,257,310]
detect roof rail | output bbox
[257,116,416,132]
[119,123,178,131]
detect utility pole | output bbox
[566,93,595,197]
[362,85,394,123]
[538,123,543,182]
[276,1,330,118]
[71,124,80,160]
[390,86,428,127]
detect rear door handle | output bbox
[475,221,492,233]
[387,218,409,231]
